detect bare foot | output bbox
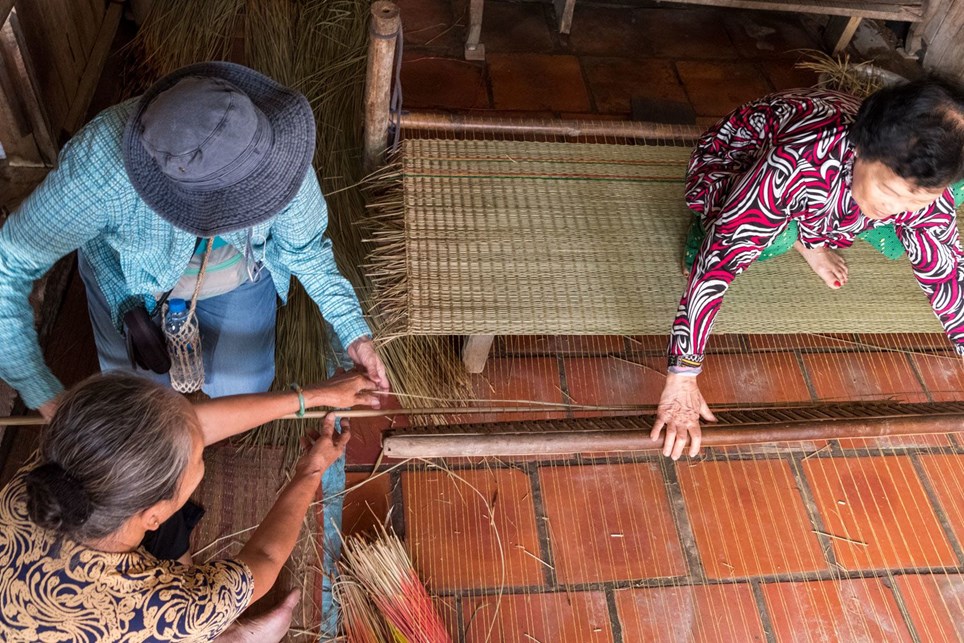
[215,589,300,643]
[794,241,848,289]
[681,257,691,278]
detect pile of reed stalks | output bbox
[337,528,451,642]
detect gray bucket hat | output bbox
[123,61,315,237]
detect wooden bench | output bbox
[465,0,931,60]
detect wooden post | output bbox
[824,15,862,55]
[363,1,400,173]
[553,0,576,34]
[464,0,485,61]
[462,334,495,373]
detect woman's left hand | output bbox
[296,414,351,477]
[347,336,390,391]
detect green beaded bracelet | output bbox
[290,383,306,418]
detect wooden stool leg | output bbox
[462,335,495,373]
[464,0,486,60]
[554,0,576,34]
[825,16,862,56]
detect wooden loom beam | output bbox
[363,0,400,173]
[382,411,964,458]
[399,111,704,141]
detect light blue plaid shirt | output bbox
[0,100,371,408]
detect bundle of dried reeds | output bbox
[340,528,451,643]
[334,578,392,643]
[794,49,890,98]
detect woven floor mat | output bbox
[369,139,946,337]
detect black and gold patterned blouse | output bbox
[0,465,254,642]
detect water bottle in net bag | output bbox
[163,298,204,393]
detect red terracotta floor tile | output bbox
[433,595,462,641]
[627,334,744,354]
[721,11,822,59]
[539,462,687,583]
[346,394,408,466]
[462,592,613,642]
[696,352,811,406]
[911,352,964,402]
[677,459,826,578]
[397,0,461,53]
[760,60,819,92]
[343,472,393,537]
[470,356,566,422]
[479,0,555,54]
[582,57,687,115]
[839,432,954,450]
[762,578,913,642]
[636,7,741,60]
[675,60,771,118]
[802,351,928,404]
[855,333,951,351]
[402,467,543,590]
[744,333,856,351]
[615,584,765,642]
[563,356,663,415]
[893,574,964,642]
[400,50,489,110]
[497,335,556,356]
[802,455,956,570]
[555,335,627,355]
[488,53,591,113]
[566,6,655,58]
[917,454,964,547]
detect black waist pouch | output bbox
[123,307,171,374]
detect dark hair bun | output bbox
[24,463,93,533]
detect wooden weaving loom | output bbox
[360,5,964,639]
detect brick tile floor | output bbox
[399,50,490,110]
[462,592,614,642]
[802,351,928,404]
[563,356,663,413]
[402,467,544,589]
[677,459,826,578]
[488,53,592,112]
[893,574,964,642]
[479,1,555,54]
[539,462,687,583]
[675,60,771,118]
[615,584,766,642]
[916,453,964,547]
[762,577,914,642]
[582,57,687,115]
[343,471,393,537]
[802,456,957,570]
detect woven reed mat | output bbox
[369,138,950,337]
[189,444,320,637]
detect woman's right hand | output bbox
[295,414,351,478]
[650,373,716,460]
[304,371,380,409]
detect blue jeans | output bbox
[78,251,277,397]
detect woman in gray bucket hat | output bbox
[0,61,388,420]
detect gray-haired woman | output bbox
[0,370,377,642]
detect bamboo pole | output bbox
[382,413,964,458]
[398,111,705,141]
[0,404,654,427]
[362,0,400,173]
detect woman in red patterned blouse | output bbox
[653,79,964,460]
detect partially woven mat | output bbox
[368,139,947,337]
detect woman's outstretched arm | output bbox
[193,370,378,446]
[235,414,348,602]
